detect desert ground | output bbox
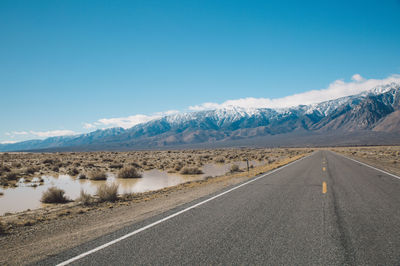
[0,148,302,187]
[332,146,400,176]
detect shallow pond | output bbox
[0,160,263,215]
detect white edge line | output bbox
[332,151,400,181]
[57,153,313,266]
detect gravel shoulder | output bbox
[332,146,400,177]
[0,154,307,265]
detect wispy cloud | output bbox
[84,110,179,129]
[97,115,158,129]
[351,74,365,82]
[0,140,19,144]
[28,130,78,138]
[83,123,96,130]
[189,74,400,111]
[4,130,78,140]
[5,131,28,136]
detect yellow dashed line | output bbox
[322,182,327,194]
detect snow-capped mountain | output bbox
[1,83,400,151]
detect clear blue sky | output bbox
[1,0,400,142]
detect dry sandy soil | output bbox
[0,148,310,265]
[332,146,400,176]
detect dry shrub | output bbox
[89,170,107,180]
[6,171,19,181]
[0,165,11,173]
[174,164,183,171]
[77,190,93,205]
[130,162,141,168]
[0,221,6,235]
[67,168,79,176]
[109,163,123,169]
[230,164,240,172]
[118,166,142,178]
[0,178,8,186]
[11,162,22,168]
[41,187,69,203]
[204,175,213,180]
[78,173,87,179]
[214,157,225,163]
[97,183,119,202]
[43,159,54,164]
[180,167,203,175]
[26,166,37,174]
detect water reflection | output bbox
[0,160,264,215]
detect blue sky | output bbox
[1,0,400,143]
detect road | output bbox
[39,151,400,265]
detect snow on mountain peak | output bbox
[146,82,400,127]
[302,82,400,116]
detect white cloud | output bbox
[154,110,180,116]
[1,129,79,143]
[83,123,96,129]
[97,115,158,129]
[0,140,18,144]
[351,74,365,82]
[189,74,400,110]
[15,131,28,135]
[29,130,78,138]
[86,110,180,129]
[5,131,28,137]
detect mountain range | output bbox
[2,82,400,152]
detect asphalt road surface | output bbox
[39,151,400,265]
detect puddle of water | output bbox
[0,160,264,215]
[200,160,261,177]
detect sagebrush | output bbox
[41,187,69,203]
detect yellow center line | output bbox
[322,182,327,194]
